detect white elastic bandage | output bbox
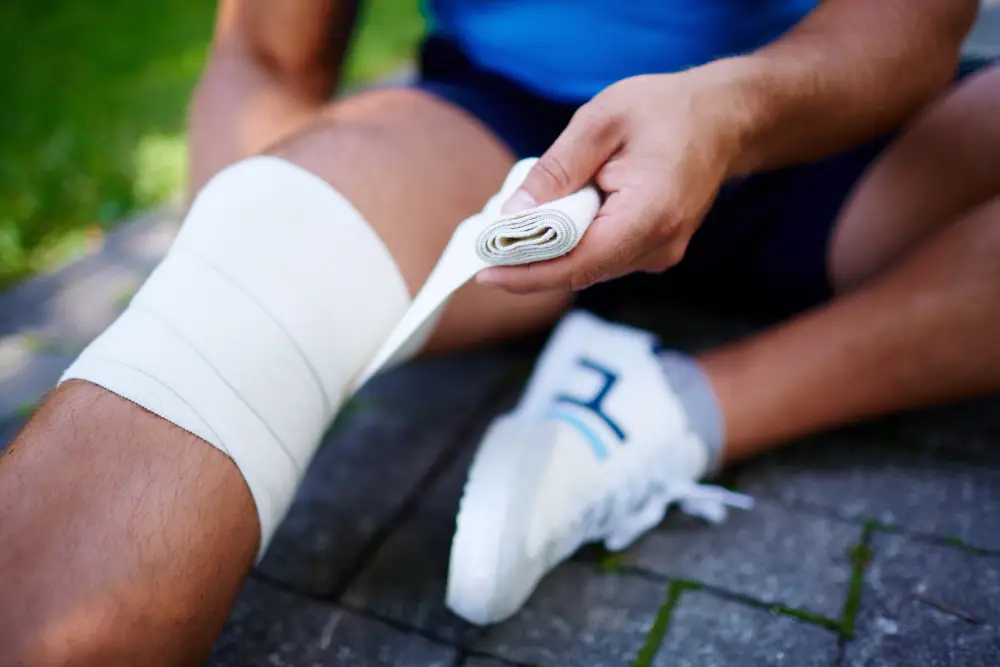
[60,156,411,555]
[354,159,601,387]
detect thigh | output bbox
[830,59,1000,291]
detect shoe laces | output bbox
[577,443,754,545]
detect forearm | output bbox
[713,0,978,175]
[187,0,358,195]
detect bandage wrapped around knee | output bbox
[61,156,599,556]
[60,157,412,554]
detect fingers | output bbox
[503,104,623,214]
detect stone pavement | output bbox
[3,11,1000,665]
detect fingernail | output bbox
[502,189,537,215]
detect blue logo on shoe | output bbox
[545,357,627,461]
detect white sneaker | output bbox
[445,310,753,626]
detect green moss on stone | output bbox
[842,539,874,637]
[632,581,686,667]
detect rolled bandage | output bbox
[353,158,601,388]
[476,202,588,265]
[60,157,411,555]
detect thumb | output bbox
[503,107,621,213]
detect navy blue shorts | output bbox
[415,36,995,318]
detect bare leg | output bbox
[699,65,1000,462]
[0,89,567,666]
[0,384,259,665]
[706,195,1000,461]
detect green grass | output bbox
[0,0,425,288]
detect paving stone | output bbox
[655,589,838,667]
[0,212,177,343]
[737,432,1000,552]
[208,579,456,667]
[845,533,1000,667]
[629,501,859,618]
[416,398,530,517]
[891,397,1000,466]
[471,563,669,667]
[258,384,503,593]
[21,264,148,350]
[0,213,181,417]
[354,348,527,415]
[418,440,478,518]
[344,511,476,645]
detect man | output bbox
[1,0,996,662]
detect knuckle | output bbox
[502,279,538,295]
[666,242,688,267]
[658,206,688,235]
[568,268,601,291]
[600,112,626,144]
[642,245,687,274]
[571,103,603,131]
[603,76,639,99]
[573,103,622,144]
[649,217,680,245]
[533,154,574,193]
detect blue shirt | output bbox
[426,0,818,102]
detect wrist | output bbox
[697,55,779,177]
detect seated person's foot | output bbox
[446,310,753,625]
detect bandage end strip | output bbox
[353,184,602,390]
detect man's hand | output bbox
[477,69,747,294]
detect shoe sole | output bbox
[445,415,557,625]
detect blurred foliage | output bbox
[0,0,425,288]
